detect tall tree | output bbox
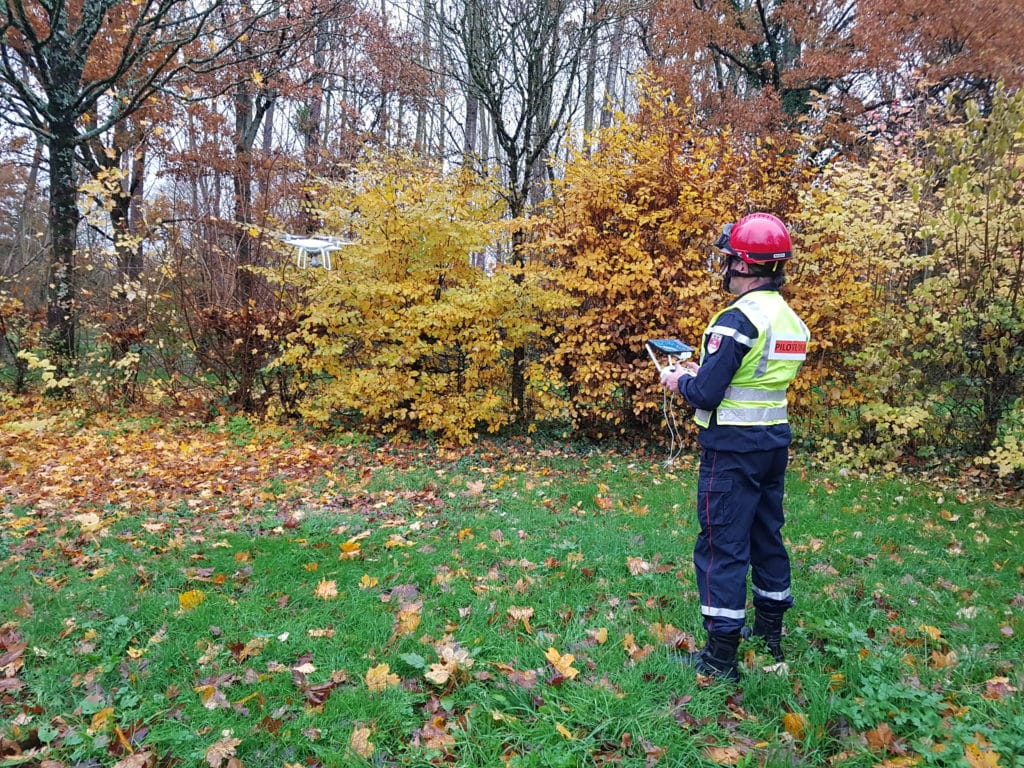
[0,0,272,373]
[639,0,1024,141]
[431,0,613,412]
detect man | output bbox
[660,212,810,682]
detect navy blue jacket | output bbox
[677,287,792,453]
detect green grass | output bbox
[2,444,1022,768]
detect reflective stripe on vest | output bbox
[695,292,809,429]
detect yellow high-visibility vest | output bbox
[695,291,810,428]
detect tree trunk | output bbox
[46,130,80,375]
[582,11,598,152]
[600,16,625,130]
[234,78,257,307]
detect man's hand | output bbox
[660,361,699,392]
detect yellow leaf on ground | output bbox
[350,726,374,759]
[87,707,115,735]
[395,602,422,636]
[365,663,400,692]
[782,712,808,740]
[544,647,579,679]
[178,589,206,611]
[965,739,1003,768]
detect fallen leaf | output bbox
[965,739,1002,768]
[544,647,579,680]
[702,746,743,765]
[627,556,652,575]
[88,706,115,735]
[178,589,206,611]
[508,606,534,633]
[782,712,808,740]
[623,632,654,663]
[350,726,374,759]
[865,722,896,752]
[365,663,400,692]
[205,734,241,768]
[929,649,958,669]
[314,580,338,600]
[359,574,378,589]
[982,676,1018,700]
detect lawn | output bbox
[1,406,1022,767]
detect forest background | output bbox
[0,0,1022,486]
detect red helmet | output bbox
[714,213,793,264]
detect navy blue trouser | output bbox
[694,446,793,635]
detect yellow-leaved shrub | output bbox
[275,153,570,443]
[528,80,807,434]
[788,148,934,456]
[793,86,1024,477]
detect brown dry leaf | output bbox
[782,712,808,740]
[508,606,534,633]
[493,662,538,689]
[929,649,958,669]
[623,632,654,663]
[865,722,897,752]
[702,746,743,765]
[350,726,374,759]
[365,663,400,692]
[544,647,579,680]
[627,556,652,576]
[982,676,1018,700]
[649,622,694,650]
[314,580,338,600]
[425,639,474,686]
[205,734,241,768]
[419,716,455,749]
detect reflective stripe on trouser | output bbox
[694,446,794,635]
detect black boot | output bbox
[677,632,741,682]
[742,606,785,662]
